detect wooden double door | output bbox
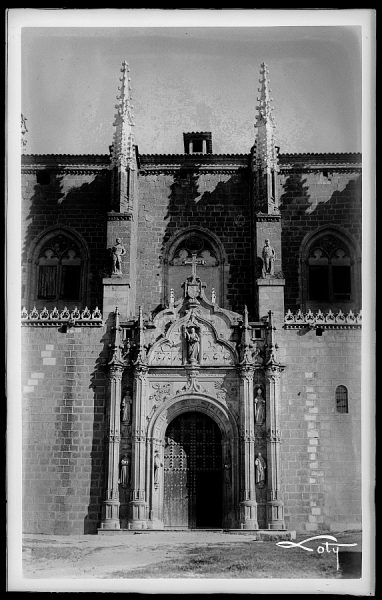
[163,412,223,528]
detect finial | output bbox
[255,62,275,127]
[244,305,249,328]
[111,60,135,170]
[169,288,175,308]
[253,63,279,209]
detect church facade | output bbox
[21,62,362,534]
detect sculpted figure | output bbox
[185,326,200,364]
[253,344,263,366]
[121,394,131,424]
[153,451,163,487]
[255,453,266,484]
[111,238,126,275]
[261,239,275,277]
[254,387,266,424]
[119,455,130,487]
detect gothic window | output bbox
[32,231,87,306]
[301,229,359,310]
[335,385,349,413]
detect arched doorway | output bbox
[163,411,223,528]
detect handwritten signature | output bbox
[277,535,358,554]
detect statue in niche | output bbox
[261,239,275,277]
[254,387,266,425]
[121,393,132,424]
[253,344,264,366]
[119,455,130,487]
[111,238,126,275]
[255,453,267,486]
[153,451,163,488]
[184,325,200,364]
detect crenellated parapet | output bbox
[284,308,362,329]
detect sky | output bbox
[19,15,364,156]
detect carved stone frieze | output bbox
[238,365,254,382]
[264,365,284,381]
[149,382,172,403]
[175,374,208,395]
[213,379,239,401]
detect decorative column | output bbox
[100,307,124,530]
[264,311,285,529]
[128,307,149,529]
[238,306,259,529]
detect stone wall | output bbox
[136,167,252,315]
[21,166,110,310]
[278,327,361,532]
[279,168,362,311]
[21,155,362,320]
[22,325,109,534]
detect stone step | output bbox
[98,528,296,540]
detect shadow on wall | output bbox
[158,164,254,317]
[84,312,114,534]
[279,169,362,311]
[22,169,110,311]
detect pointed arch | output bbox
[162,227,228,307]
[299,225,361,311]
[26,225,90,309]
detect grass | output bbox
[109,541,341,579]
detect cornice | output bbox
[21,151,362,174]
[278,152,362,172]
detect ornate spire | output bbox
[134,306,147,365]
[111,60,135,170]
[254,63,278,173]
[21,113,28,153]
[253,63,279,212]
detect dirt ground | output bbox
[20,529,362,581]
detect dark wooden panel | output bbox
[163,412,222,528]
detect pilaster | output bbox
[128,365,149,529]
[264,312,285,529]
[100,308,124,530]
[238,364,259,529]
